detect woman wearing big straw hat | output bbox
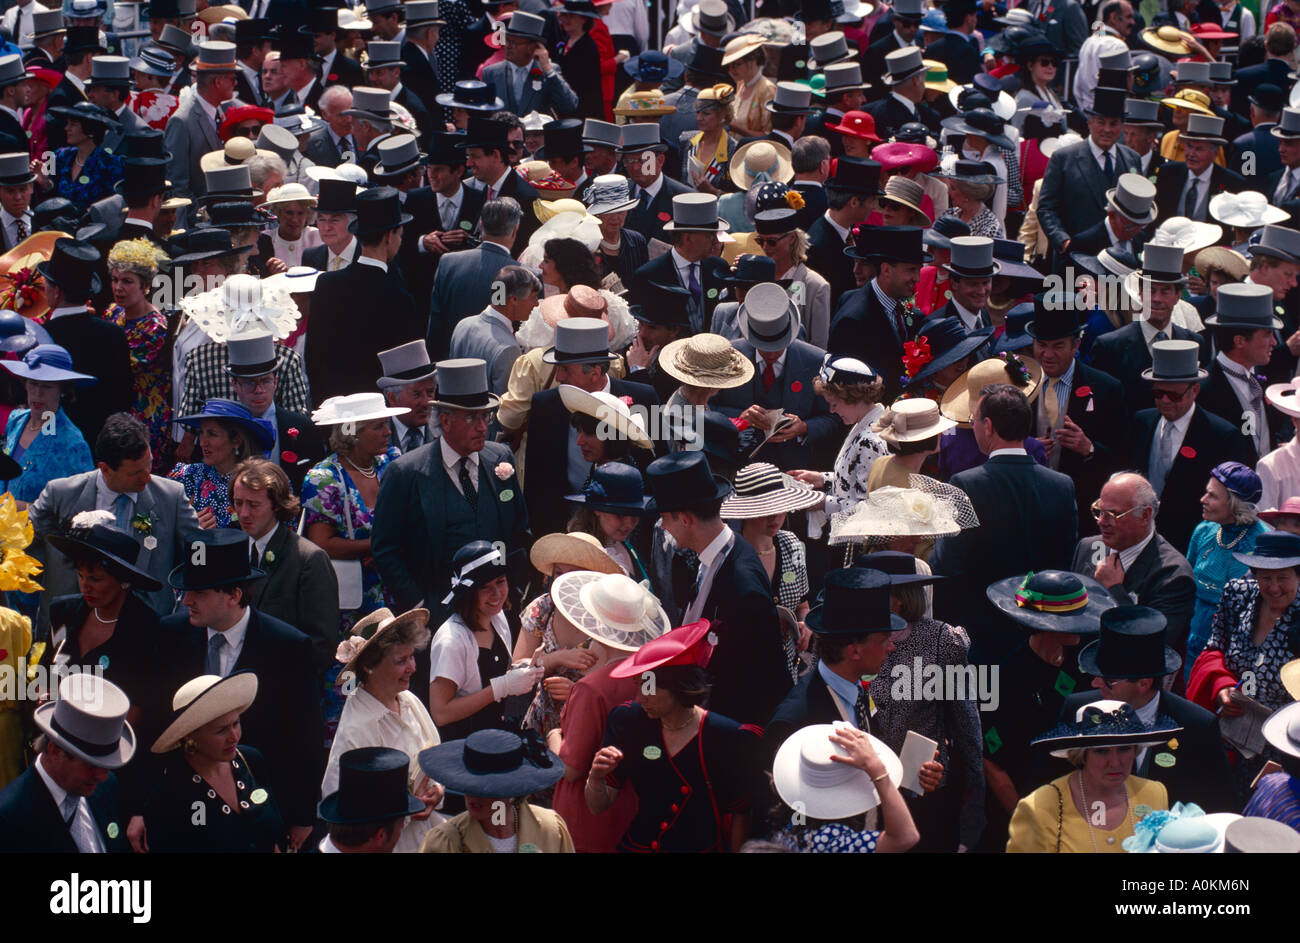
[724,33,774,139]
[867,398,960,554]
[565,460,658,583]
[549,569,670,852]
[1244,659,1300,832]
[138,671,287,853]
[659,331,755,411]
[323,606,445,853]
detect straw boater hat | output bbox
[721,461,822,519]
[333,607,430,679]
[34,674,136,769]
[1159,87,1215,117]
[773,721,903,820]
[729,140,793,190]
[1143,24,1197,56]
[551,570,670,652]
[659,332,755,388]
[940,352,1043,426]
[530,531,621,577]
[557,384,653,450]
[151,671,258,754]
[613,90,677,117]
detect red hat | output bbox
[25,65,62,89]
[870,141,939,173]
[1190,22,1236,40]
[610,620,715,678]
[1259,497,1300,524]
[833,110,882,143]
[220,104,275,141]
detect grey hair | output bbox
[481,197,523,237]
[1226,492,1259,527]
[792,135,830,172]
[358,117,391,134]
[248,152,288,188]
[318,84,352,116]
[955,179,997,205]
[494,265,542,301]
[1107,471,1160,516]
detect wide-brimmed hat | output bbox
[921,214,970,251]
[1224,816,1300,853]
[530,531,620,579]
[1128,809,1243,854]
[320,745,425,824]
[940,352,1043,425]
[1159,87,1215,117]
[1263,688,1300,759]
[923,59,957,95]
[876,397,958,443]
[830,480,977,543]
[565,461,652,514]
[419,729,564,798]
[613,89,677,117]
[47,516,162,590]
[558,384,652,450]
[1142,24,1197,55]
[932,156,1003,187]
[1209,191,1289,230]
[0,310,49,353]
[902,317,993,386]
[169,529,265,590]
[1078,605,1180,679]
[311,393,411,430]
[624,49,683,83]
[609,618,716,680]
[1259,498,1300,526]
[1033,699,1183,757]
[150,671,258,753]
[177,397,275,452]
[551,570,669,652]
[33,674,135,769]
[806,567,906,635]
[728,140,793,190]
[1233,530,1300,570]
[198,201,277,231]
[1141,339,1207,382]
[645,450,733,513]
[986,570,1116,634]
[941,108,1013,151]
[774,722,903,820]
[1,343,96,386]
[659,332,754,389]
[1204,281,1283,330]
[721,462,821,519]
[334,607,430,679]
[130,43,178,79]
[879,176,928,225]
[271,106,325,139]
[1267,376,1300,418]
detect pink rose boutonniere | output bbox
[495,462,514,481]
[287,427,300,439]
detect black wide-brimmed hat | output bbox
[35,238,102,298]
[1078,605,1181,679]
[319,746,425,824]
[168,528,266,590]
[905,316,994,385]
[850,551,946,587]
[940,107,1013,151]
[199,201,276,231]
[419,729,565,798]
[566,461,652,514]
[168,227,257,264]
[986,570,1116,634]
[1025,291,1085,340]
[48,520,162,591]
[48,100,121,132]
[1031,699,1183,757]
[805,567,907,635]
[348,185,413,237]
[645,450,733,513]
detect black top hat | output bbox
[922,214,971,250]
[276,26,322,62]
[318,746,425,824]
[1077,605,1180,680]
[418,729,565,799]
[199,201,275,230]
[535,118,584,160]
[315,177,359,214]
[348,185,413,238]
[845,224,926,265]
[36,238,102,300]
[566,461,651,514]
[427,130,468,166]
[628,279,692,328]
[237,17,276,42]
[1026,292,1084,341]
[1089,86,1128,118]
[777,43,810,83]
[47,522,163,591]
[986,569,1116,634]
[805,567,907,635]
[457,114,511,151]
[113,157,171,200]
[826,155,883,195]
[684,40,727,78]
[851,550,946,586]
[32,196,76,231]
[168,529,265,590]
[306,6,341,33]
[64,25,106,54]
[118,128,171,161]
[168,228,256,264]
[905,316,994,385]
[645,451,733,513]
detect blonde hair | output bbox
[107,238,167,280]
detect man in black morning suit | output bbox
[400,1,443,107]
[157,530,323,849]
[1130,339,1254,556]
[807,155,882,311]
[1153,119,1248,224]
[620,121,692,245]
[862,0,922,101]
[0,52,33,154]
[370,134,440,315]
[461,115,542,256]
[630,192,730,334]
[647,451,791,727]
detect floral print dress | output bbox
[168,462,234,527]
[102,305,172,472]
[52,145,124,205]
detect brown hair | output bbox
[813,374,885,405]
[231,457,301,521]
[354,615,432,684]
[892,584,928,622]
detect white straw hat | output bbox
[830,479,979,543]
[558,384,653,450]
[151,672,258,754]
[550,570,670,652]
[773,722,903,820]
[311,392,411,425]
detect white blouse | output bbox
[428,611,513,694]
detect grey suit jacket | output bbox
[426,241,517,359]
[304,126,348,169]
[1070,531,1197,652]
[103,106,148,157]
[28,471,202,630]
[659,86,700,145]
[164,93,224,201]
[245,522,340,681]
[448,307,523,395]
[1037,138,1141,254]
[481,60,580,118]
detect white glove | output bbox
[491,665,542,701]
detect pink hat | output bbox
[870,141,939,174]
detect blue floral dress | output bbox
[3,407,93,503]
[52,145,124,205]
[167,462,234,528]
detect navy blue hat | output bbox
[624,49,683,83]
[1233,530,1300,569]
[0,310,50,354]
[628,280,692,328]
[566,461,652,514]
[1211,461,1262,505]
[903,316,993,386]
[851,551,946,586]
[1077,605,1181,680]
[176,398,275,452]
[1,344,96,386]
[1032,700,1183,756]
[443,539,508,605]
[318,746,425,824]
[645,450,733,513]
[418,729,564,798]
[720,253,777,285]
[986,570,1116,634]
[47,521,163,591]
[994,302,1035,354]
[922,214,970,250]
[806,567,907,635]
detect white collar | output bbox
[96,468,140,504]
[988,447,1028,458]
[196,92,219,124]
[488,167,512,194]
[1087,136,1115,165]
[49,305,87,320]
[440,436,478,475]
[356,256,387,272]
[35,753,72,813]
[1133,693,1160,727]
[1158,402,1196,436]
[670,247,698,275]
[641,173,665,200]
[755,350,786,372]
[207,606,252,658]
[66,72,85,93]
[319,835,344,853]
[439,188,463,207]
[1139,318,1173,345]
[484,307,514,331]
[1117,526,1156,571]
[251,522,279,558]
[1188,163,1213,184]
[822,210,851,242]
[321,48,337,73]
[329,236,357,263]
[697,524,734,568]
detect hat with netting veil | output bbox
[829,476,979,544]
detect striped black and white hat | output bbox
[721,462,822,520]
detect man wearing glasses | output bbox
[1070,472,1196,673]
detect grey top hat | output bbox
[193,40,238,71]
[364,41,404,68]
[823,61,868,94]
[691,0,734,36]
[1249,223,1300,263]
[0,152,35,185]
[1205,281,1283,330]
[373,133,423,179]
[157,24,192,55]
[662,192,730,232]
[1272,107,1300,139]
[543,317,617,365]
[1141,339,1208,382]
[204,163,255,196]
[944,235,1000,278]
[255,123,299,162]
[1181,112,1227,143]
[367,0,403,13]
[583,118,621,149]
[881,47,926,86]
[433,357,499,410]
[343,87,394,122]
[618,122,668,153]
[1224,816,1300,853]
[377,339,434,388]
[1176,60,1212,84]
[810,31,851,68]
[226,331,278,378]
[766,80,813,114]
[1138,242,1188,282]
[1107,173,1158,225]
[893,0,925,18]
[739,282,798,352]
[30,8,66,40]
[0,55,25,89]
[33,674,136,769]
[1209,61,1233,85]
[1098,48,1132,71]
[506,10,546,39]
[1125,98,1164,127]
[405,0,446,27]
[87,55,132,87]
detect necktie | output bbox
[762,360,776,392]
[404,426,423,453]
[61,794,101,854]
[205,633,227,676]
[887,300,905,342]
[458,457,478,510]
[339,135,353,156]
[15,216,26,241]
[854,684,871,732]
[1150,419,1175,495]
[1043,376,1060,432]
[637,186,650,211]
[671,550,701,612]
[250,544,259,569]
[1154,329,1168,344]
[687,262,701,307]
[1184,178,1199,218]
[111,492,132,532]
[1223,362,1265,444]
[485,185,497,202]
[330,254,345,271]
[440,197,456,230]
[1102,149,1114,184]
[1278,169,1293,203]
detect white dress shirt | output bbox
[441,437,479,496]
[249,523,279,568]
[437,187,464,230]
[207,606,252,678]
[1117,526,1156,572]
[392,414,426,452]
[1179,164,1213,220]
[682,525,735,624]
[1,206,32,248]
[326,236,358,271]
[35,754,104,853]
[1216,350,1268,454]
[356,256,387,273]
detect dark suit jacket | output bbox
[1197,360,1277,460]
[402,40,440,107]
[1068,217,1147,258]
[43,311,134,448]
[932,453,1078,661]
[806,214,857,314]
[244,523,340,680]
[1131,405,1254,556]
[791,181,828,231]
[926,32,982,84]
[1231,124,1281,186]
[626,173,693,245]
[1154,161,1248,223]
[631,250,710,334]
[157,607,323,826]
[325,51,364,90]
[426,241,516,359]
[304,260,418,404]
[394,84,433,141]
[1037,139,1142,254]
[763,667,844,770]
[234,67,263,108]
[1040,360,1129,534]
[1070,532,1196,654]
[864,93,941,142]
[1265,163,1300,203]
[492,167,542,256]
[827,282,915,400]
[304,126,352,169]
[0,762,127,853]
[273,407,325,494]
[1089,321,1209,418]
[0,107,26,154]
[862,33,904,101]
[1231,58,1294,117]
[804,110,845,156]
[1058,690,1239,812]
[301,238,361,272]
[523,378,659,538]
[391,186,440,313]
[481,58,581,118]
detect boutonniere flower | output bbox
[328,72,338,82]
[620,395,634,407]
[529,66,543,80]
[131,512,154,538]
[286,427,300,440]
[1075,386,1092,397]
[494,461,514,481]
[262,550,276,565]
[657,211,671,222]
[1179,445,1197,459]
[900,299,918,331]
[790,380,803,393]
[281,450,299,464]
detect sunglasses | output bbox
[1150,386,1192,401]
[1090,502,1147,522]
[1035,57,1057,67]
[754,235,789,247]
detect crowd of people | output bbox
[3,0,1300,856]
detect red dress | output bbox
[591,20,617,122]
[914,264,950,316]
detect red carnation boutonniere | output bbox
[731,417,749,431]
[328,72,338,82]
[281,450,299,464]
[902,336,933,378]
[287,427,300,439]
[529,66,544,81]
[1179,445,1197,460]
[620,395,634,406]
[657,211,671,222]
[1075,386,1092,397]
[790,380,803,393]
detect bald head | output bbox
[1096,473,1157,550]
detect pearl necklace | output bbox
[344,455,378,479]
[92,608,119,625]
[1077,771,1132,850]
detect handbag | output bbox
[301,461,364,610]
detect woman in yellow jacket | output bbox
[1007,700,1181,853]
